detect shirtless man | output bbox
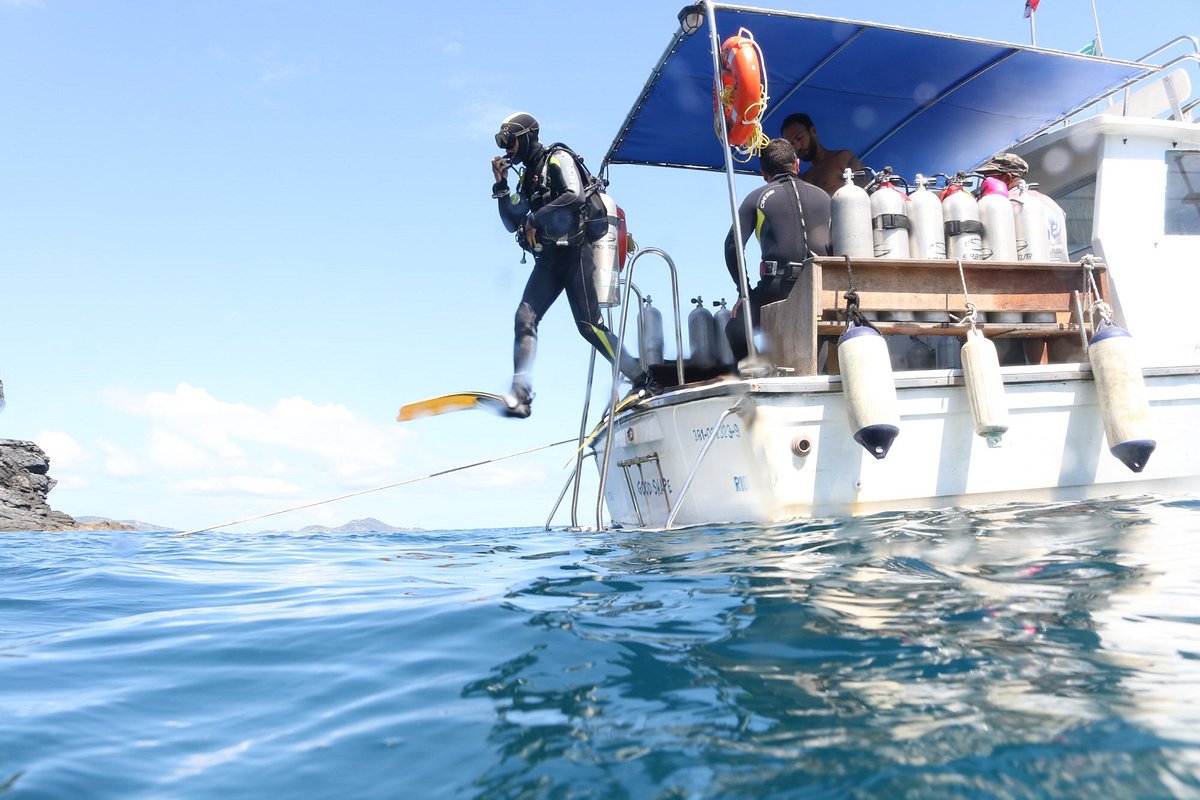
[780,112,864,196]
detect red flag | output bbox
[1024,0,1040,18]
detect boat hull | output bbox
[595,365,1200,528]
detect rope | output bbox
[1081,254,1113,330]
[950,257,980,331]
[175,437,575,537]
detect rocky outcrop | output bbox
[0,439,77,532]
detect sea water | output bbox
[3,496,1199,799]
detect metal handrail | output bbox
[595,246,684,531]
[663,399,749,530]
[1017,52,1200,148]
[545,347,599,531]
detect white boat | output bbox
[561,3,1200,529]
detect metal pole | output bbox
[1089,0,1104,56]
[703,2,768,377]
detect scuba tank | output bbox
[941,174,985,260]
[712,298,735,367]
[687,296,716,367]
[978,177,1018,261]
[831,168,873,258]
[1012,181,1069,262]
[589,193,623,307]
[908,174,946,259]
[869,170,910,259]
[638,295,664,367]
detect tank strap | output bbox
[872,213,911,231]
[944,219,984,236]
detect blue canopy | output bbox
[603,4,1154,178]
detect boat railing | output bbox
[1019,44,1200,146]
[594,246,686,531]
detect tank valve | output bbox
[790,435,813,458]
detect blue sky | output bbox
[1,0,1192,531]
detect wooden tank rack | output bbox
[760,255,1108,376]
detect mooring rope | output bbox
[176,437,575,537]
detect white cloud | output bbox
[36,430,86,469]
[174,476,302,496]
[148,429,211,470]
[97,437,143,478]
[106,383,407,483]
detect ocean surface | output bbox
[3,496,1200,799]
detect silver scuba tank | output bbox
[589,192,622,306]
[978,177,1018,261]
[638,295,664,367]
[942,179,985,260]
[831,168,873,258]
[712,298,735,367]
[908,174,946,259]
[869,174,910,259]
[687,296,715,367]
[1012,181,1069,262]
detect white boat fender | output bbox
[831,168,874,258]
[1088,322,1156,472]
[639,295,664,366]
[712,298,736,367]
[688,296,716,367]
[978,177,1018,261]
[960,328,1009,446]
[908,174,946,259]
[869,170,911,259]
[838,322,900,459]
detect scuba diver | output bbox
[490,112,659,418]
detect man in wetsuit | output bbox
[490,112,658,418]
[723,138,831,361]
[780,112,865,196]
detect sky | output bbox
[2,0,1194,532]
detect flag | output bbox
[1024,0,1040,18]
[1078,39,1097,55]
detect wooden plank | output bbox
[814,259,1085,314]
[754,257,1103,375]
[761,261,821,375]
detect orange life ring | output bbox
[715,30,765,148]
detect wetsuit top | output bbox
[724,172,832,292]
[494,142,587,246]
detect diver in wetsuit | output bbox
[490,112,658,418]
[720,138,835,362]
[723,137,832,361]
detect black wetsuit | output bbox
[494,141,642,397]
[723,172,832,360]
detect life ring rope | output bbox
[714,27,769,161]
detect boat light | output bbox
[677,4,705,36]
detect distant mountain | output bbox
[260,517,423,534]
[73,516,173,532]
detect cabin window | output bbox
[1053,175,1096,257]
[1165,150,1200,235]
